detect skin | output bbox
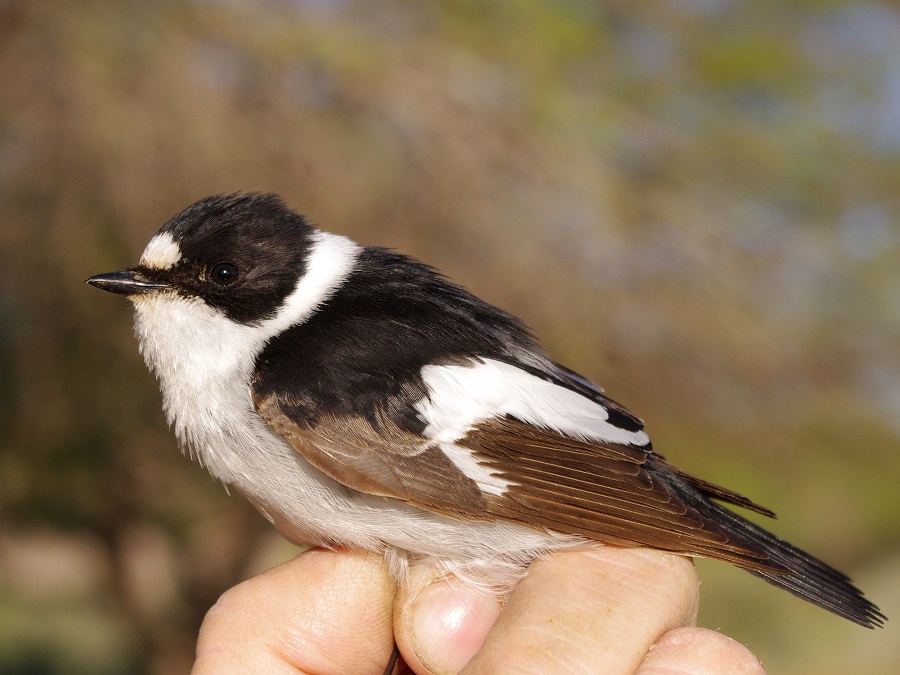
[192,546,766,675]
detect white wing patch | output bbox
[140,231,183,270]
[417,358,650,447]
[442,442,514,497]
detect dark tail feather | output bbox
[662,459,778,517]
[709,502,886,628]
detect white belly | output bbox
[130,291,581,589]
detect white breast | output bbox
[130,230,576,589]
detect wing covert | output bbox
[252,390,489,517]
[253,356,782,574]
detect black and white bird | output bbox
[87,192,884,629]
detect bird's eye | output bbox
[210,262,239,286]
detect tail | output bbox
[707,502,886,628]
[656,458,886,628]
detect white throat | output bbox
[127,225,574,581]
[131,229,361,478]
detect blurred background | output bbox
[1,0,898,672]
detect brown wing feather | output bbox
[253,391,488,517]
[254,392,780,573]
[459,416,781,572]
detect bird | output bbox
[87,192,884,630]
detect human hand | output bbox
[191,546,765,674]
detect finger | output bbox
[463,546,699,675]
[394,565,502,675]
[637,627,766,674]
[193,548,397,675]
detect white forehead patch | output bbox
[140,232,182,270]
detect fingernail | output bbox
[408,581,501,675]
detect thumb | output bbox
[393,567,502,675]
